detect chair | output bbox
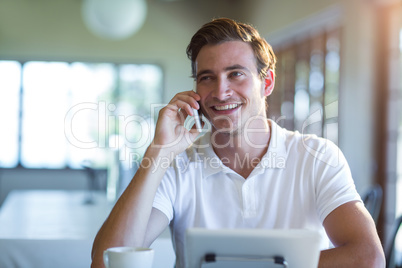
[386,215,402,268]
[362,184,383,225]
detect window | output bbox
[0,60,163,169]
[269,28,341,144]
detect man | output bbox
[91,18,385,267]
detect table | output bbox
[0,190,175,268]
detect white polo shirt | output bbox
[152,119,361,268]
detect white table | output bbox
[0,190,175,268]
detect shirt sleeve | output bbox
[312,139,362,223]
[152,166,177,222]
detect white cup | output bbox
[103,247,154,268]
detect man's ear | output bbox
[263,69,275,97]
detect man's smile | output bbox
[213,103,241,111]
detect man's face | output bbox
[195,41,273,135]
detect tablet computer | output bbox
[185,228,321,268]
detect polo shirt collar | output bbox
[194,119,288,178]
[260,119,288,168]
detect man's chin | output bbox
[211,124,241,136]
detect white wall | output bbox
[338,0,379,193]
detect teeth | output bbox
[214,104,240,111]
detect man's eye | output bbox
[199,76,210,81]
[230,71,242,78]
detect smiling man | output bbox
[91,18,385,268]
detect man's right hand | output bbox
[151,90,201,157]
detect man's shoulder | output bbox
[286,130,332,148]
[271,120,340,157]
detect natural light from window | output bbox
[0,60,163,170]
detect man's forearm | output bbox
[318,243,385,268]
[91,146,173,267]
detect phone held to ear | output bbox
[192,81,203,132]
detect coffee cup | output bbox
[103,247,154,268]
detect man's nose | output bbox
[211,78,232,100]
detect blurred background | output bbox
[0,0,401,265]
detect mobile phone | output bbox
[192,80,203,132]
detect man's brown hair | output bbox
[186,18,276,80]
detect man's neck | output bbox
[211,119,271,179]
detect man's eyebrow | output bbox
[225,64,248,72]
[196,64,249,78]
[196,69,213,78]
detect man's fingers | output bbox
[169,91,200,110]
